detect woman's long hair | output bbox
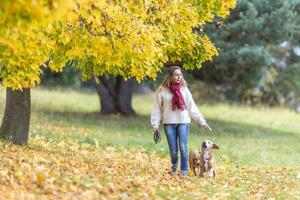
[156,66,187,94]
[155,66,187,111]
[161,66,187,87]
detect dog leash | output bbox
[153,130,161,144]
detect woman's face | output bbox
[171,69,183,84]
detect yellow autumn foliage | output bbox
[0,135,299,199]
[57,0,236,82]
[0,0,76,90]
[0,0,236,89]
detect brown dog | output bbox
[199,140,219,178]
[189,150,201,176]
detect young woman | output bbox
[151,66,212,176]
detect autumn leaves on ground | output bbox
[1,88,300,199]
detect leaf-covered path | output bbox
[1,136,299,200]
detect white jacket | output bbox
[150,86,206,129]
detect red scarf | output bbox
[169,82,186,111]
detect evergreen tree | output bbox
[197,0,300,105]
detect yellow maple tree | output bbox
[0,0,236,144]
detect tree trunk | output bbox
[116,76,136,116]
[95,76,118,114]
[0,88,31,145]
[95,76,136,116]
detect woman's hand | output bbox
[153,127,161,144]
[201,122,212,132]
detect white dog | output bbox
[199,140,219,178]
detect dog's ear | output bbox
[213,144,219,149]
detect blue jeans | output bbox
[164,123,190,173]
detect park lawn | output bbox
[0,87,300,199]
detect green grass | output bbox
[1,86,300,168]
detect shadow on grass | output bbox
[33,108,298,139]
[29,108,300,167]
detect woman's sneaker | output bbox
[170,168,177,176]
[170,165,177,176]
[180,170,188,176]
